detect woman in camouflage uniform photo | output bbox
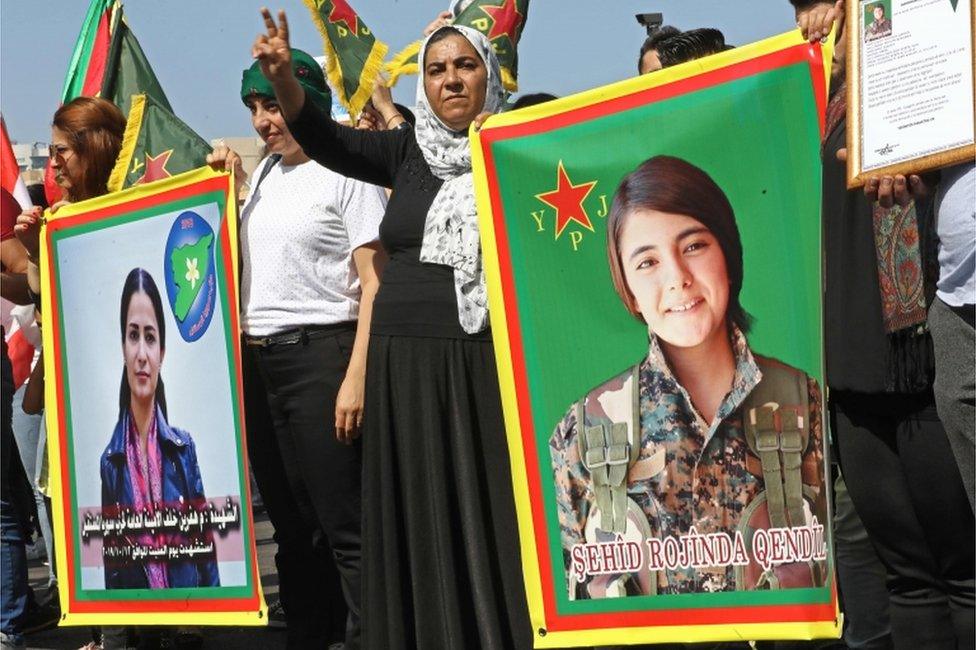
[550,156,829,599]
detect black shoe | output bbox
[266,599,287,630]
[20,596,60,635]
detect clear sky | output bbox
[0,1,799,143]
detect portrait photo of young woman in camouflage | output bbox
[549,156,829,599]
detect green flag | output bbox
[101,12,172,117]
[60,0,115,102]
[303,0,388,117]
[386,0,529,91]
[54,0,173,202]
[107,94,211,193]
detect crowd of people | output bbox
[1,1,973,649]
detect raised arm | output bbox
[253,9,406,187]
[253,8,303,122]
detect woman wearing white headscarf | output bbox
[253,10,531,649]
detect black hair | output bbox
[657,28,727,69]
[606,155,751,334]
[511,93,558,110]
[789,0,832,9]
[424,25,465,67]
[394,103,416,127]
[26,183,48,210]
[118,268,168,420]
[638,26,682,73]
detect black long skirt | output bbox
[361,334,532,649]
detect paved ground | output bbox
[23,513,287,650]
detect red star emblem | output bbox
[481,0,524,43]
[135,150,173,185]
[328,0,359,34]
[535,161,597,240]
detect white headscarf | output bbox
[415,25,505,334]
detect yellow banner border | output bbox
[42,166,262,627]
[471,27,837,646]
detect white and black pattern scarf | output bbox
[415,25,505,334]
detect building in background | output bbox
[13,142,48,185]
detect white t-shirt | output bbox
[240,156,387,336]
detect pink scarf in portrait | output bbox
[125,410,169,588]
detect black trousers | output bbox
[833,391,975,650]
[243,325,362,649]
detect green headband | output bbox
[241,48,331,113]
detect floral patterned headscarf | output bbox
[415,25,505,334]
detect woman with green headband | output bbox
[208,44,388,650]
[251,9,530,649]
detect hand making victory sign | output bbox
[252,8,304,122]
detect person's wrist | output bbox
[271,74,301,98]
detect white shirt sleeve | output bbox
[339,175,388,251]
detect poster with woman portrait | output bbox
[40,168,266,625]
[472,30,840,647]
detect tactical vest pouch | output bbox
[577,364,640,534]
[743,359,810,530]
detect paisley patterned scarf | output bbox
[824,86,930,391]
[125,409,169,589]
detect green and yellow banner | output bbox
[41,168,264,625]
[304,0,388,117]
[472,31,840,647]
[108,94,211,193]
[386,0,529,91]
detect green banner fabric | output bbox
[304,0,388,117]
[54,1,175,204]
[472,32,840,646]
[386,0,529,91]
[101,14,173,117]
[108,94,211,193]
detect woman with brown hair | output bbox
[551,155,827,598]
[15,96,212,649]
[49,97,126,203]
[15,96,126,279]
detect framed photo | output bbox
[41,168,266,626]
[846,0,975,187]
[473,30,839,648]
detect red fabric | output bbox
[1,117,30,209]
[82,6,114,96]
[0,119,20,195]
[1,187,18,241]
[6,327,34,389]
[44,161,62,206]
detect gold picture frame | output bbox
[846,0,976,188]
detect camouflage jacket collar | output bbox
[642,325,762,439]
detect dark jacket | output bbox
[99,404,220,589]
